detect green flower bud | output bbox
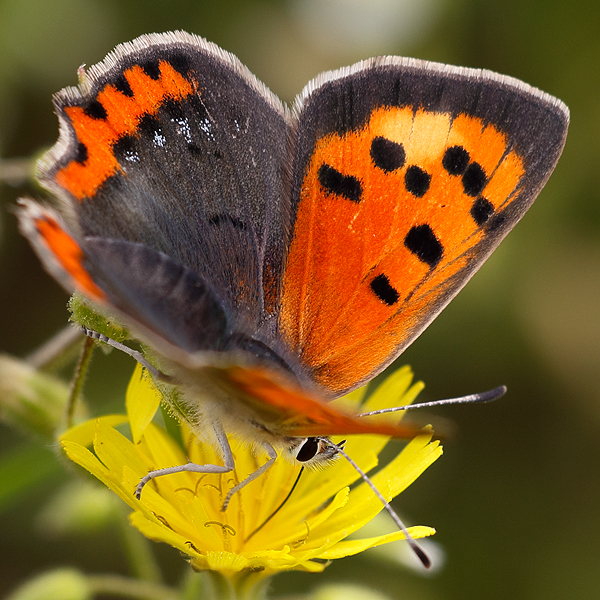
[0,354,69,439]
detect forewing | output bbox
[36,31,291,332]
[280,57,569,395]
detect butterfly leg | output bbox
[222,442,277,511]
[135,421,235,499]
[81,327,174,383]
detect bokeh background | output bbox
[0,0,597,598]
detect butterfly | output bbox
[18,32,568,561]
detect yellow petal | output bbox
[370,433,443,501]
[129,510,204,558]
[126,364,161,443]
[315,433,441,538]
[306,487,349,531]
[241,450,303,533]
[92,418,149,478]
[122,464,195,528]
[285,446,378,521]
[137,420,188,470]
[175,491,224,551]
[59,415,128,445]
[247,486,350,553]
[61,440,137,509]
[283,488,353,554]
[315,526,436,560]
[328,385,367,412]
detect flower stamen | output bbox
[155,515,173,529]
[290,522,311,548]
[204,521,237,537]
[174,486,197,496]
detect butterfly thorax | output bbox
[152,351,338,468]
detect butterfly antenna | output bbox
[244,467,305,543]
[357,385,507,418]
[326,440,431,569]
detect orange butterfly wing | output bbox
[280,60,568,396]
[222,365,421,438]
[18,202,107,303]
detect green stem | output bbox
[87,574,178,600]
[235,573,270,600]
[206,571,236,600]
[204,571,270,600]
[66,335,94,428]
[178,571,205,600]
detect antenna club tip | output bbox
[487,385,508,401]
[413,544,431,569]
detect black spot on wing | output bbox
[113,135,135,154]
[141,58,161,80]
[114,73,134,97]
[137,114,163,141]
[370,137,406,172]
[471,197,495,226]
[84,99,107,120]
[370,274,400,305]
[442,145,470,175]
[75,142,88,164]
[462,162,487,196]
[486,213,506,232]
[318,164,362,203]
[404,166,431,197]
[404,225,443,268]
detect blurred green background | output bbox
[0,0,597,598]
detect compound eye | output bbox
[296,437,320,462]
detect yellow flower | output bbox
[60,364,442,585]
